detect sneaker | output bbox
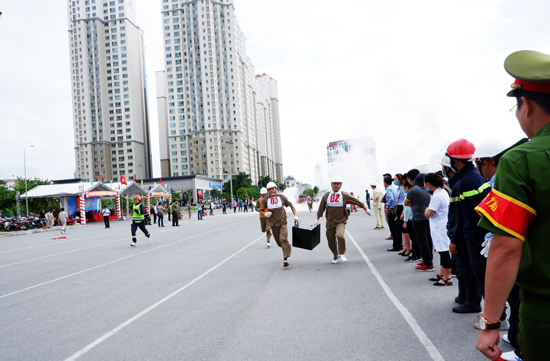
[415,265,434,272]
[502,334,511,344]
[331,259,338,264]
[339,254,347,262]
[500,351,522,361]
[267,242,271,248]
[130,242,136,247]
[148,236,152,244]
[283,260,289,267]
[416,261,425,266]
[404,256,416,263]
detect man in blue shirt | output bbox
[384,177,402,251]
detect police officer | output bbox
[130,195,151,247]
[476,50,550,361]
[259,182,298,267]
[446,139,490,314]
[255,187,272,248]
[316,176,370,264]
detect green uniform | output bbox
[477,123,550,360]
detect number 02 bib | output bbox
[267,196,283,209]
[327,191,344,207]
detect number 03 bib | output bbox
[267,196,283,209]
[327,191,344,207]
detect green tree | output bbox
[14,177,56,215]
[257,175,272,188]
[244,185,260,200]
[210,189,221,199]
[236,187,249,200]
[233,172,252,189]
[303,188,314,197]
[313,186,319,195]
[276,181,286,192]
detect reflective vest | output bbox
[133,204,144,222]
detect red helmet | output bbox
[446,138,476,159]
[134,195,141,202]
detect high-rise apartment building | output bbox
[156,0,283,183]
[67,0,152,182]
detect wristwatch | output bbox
[477,316,501,331]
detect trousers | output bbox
[374,206,384,228]
[271,223,291,258]
[326,222,347,259]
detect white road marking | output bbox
[0,219,250,299]
[0,240,121,268]
[64,234,263,361]
[347,230,445,361]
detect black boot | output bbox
[452,283,482,313]
[454,278,466,305]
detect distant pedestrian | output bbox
[365,189,371,209]
[102,205,111,228]
[157,203,164,227]
[243,201,248,212]
[222,202,227,214]
[151,204,157,224]
[45,209,54,229]
[171,201,179,226]
[233,200,237,213]
[130,195,151,247]
[58,208,68,234]
[197,202,203,220]
[210,202,215,216]
[238,200,243,212]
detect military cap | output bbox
[505,50,550,96]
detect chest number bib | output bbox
[267,196,283,210]
[327,192,344,207]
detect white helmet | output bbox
[473,139,507,159]
[260,187,268,194]
[438,155,452,168]
[266,181,277,189]
[330,175,343,183]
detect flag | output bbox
[154,182,157,188]
[121,175,127,186]
[134,174,136,182]
[141,180,143,186]
[171,188,173,194]
[100,173,103,182]
[90,180,93,186]
[159,178,162,183]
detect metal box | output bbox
[292,222,321,250]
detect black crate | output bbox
[292,222,321,250]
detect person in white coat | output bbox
[424,173,452,286]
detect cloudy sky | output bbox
[1,0,549,186]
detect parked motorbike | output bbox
[4,217,33,231]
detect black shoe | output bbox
[387,247,401,252]
[404,256,416,262]
[452,302,481,313]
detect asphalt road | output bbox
[0,205,513,360]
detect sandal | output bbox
[428,274,444,282]
[433,278,453,286]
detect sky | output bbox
[1,0,550,188]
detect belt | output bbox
[520,289,550,302]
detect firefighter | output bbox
[130,195,151,247]
[316,175,370,264]
[255,187,272,248]
[259,182,299,267]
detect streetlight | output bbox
[224,170,233,207]
[24,145,34,217]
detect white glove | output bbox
[294,215,300,223]
[480,234,492,258]
[264,212,272,218]
[313,220,320,227]
[365,208,371,216]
